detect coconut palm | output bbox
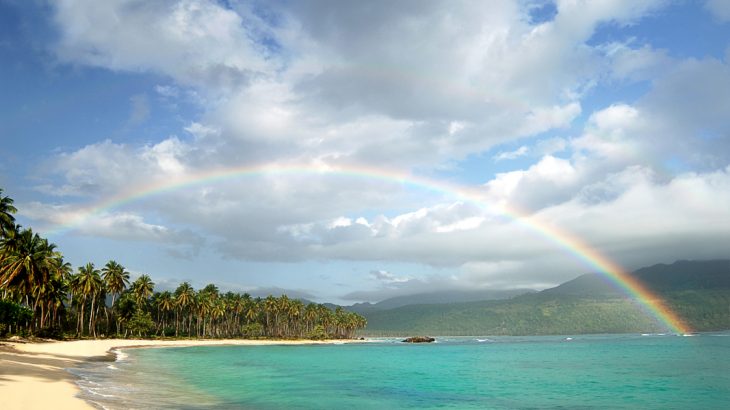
[131,274,154,310]
[304,303,318,334]
[0,188,17,238]
[244,297,259,325]
[0,228,57,304]
[210,298,226,337]
[45,273,69,329]
[156,291,175,335]
[73,263,103,337]
[102,260,130,334]
[174,282,195,336]
[31,257,70,330]
[102,261,129,309]
[196,291,213,337]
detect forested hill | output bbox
[541,259,730,296]
[359,260,730,336]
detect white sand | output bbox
[0,338,362,409]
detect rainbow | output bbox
[46,162,691,334]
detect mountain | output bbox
[633,259,730,290]
[542,259,730,296]
[346,289,535,313]
[359,260,730,336]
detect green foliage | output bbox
[307,324,328,340]
[0,299,32,335]
[665,289,730,331]
[242,323,264,338]
[127,310,155,337]
[361,289,730,336]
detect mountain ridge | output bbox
[356,259,730,336]
[345,288,536,313]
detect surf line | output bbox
[47,162,691,334]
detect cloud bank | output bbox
[11,0,729,301]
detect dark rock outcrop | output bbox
[402,336,435,343]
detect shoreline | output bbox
[0,338,366,409]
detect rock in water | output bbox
[402,336,435,343]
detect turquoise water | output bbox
[76,333,730,409]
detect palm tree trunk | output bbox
[108,293,116,335]
[39,302,46,329]
[88,296,95,338]
[79,296,86,337]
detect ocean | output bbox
[72,332,730,409]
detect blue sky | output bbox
[1,0,729,303]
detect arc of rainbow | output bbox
[46,162,691,334]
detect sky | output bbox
[1,0,729,304]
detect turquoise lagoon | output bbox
[75,333,730,409]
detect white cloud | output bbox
[141,137,188,175]
[184,122,220,140]
[43,138,193,197]
[482,155,579,209]
[494,146,529,161]
[155,84,180,98]
[571,104,642,161]
[603,42,672,81]
[19,202,204,250]
[47,0,669,172]
[370,270,410,284]
[52,0,275,91]
[518,102,582,136]
[536,137,568,156]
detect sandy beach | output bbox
[0,338,361,409]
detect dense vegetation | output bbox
[0,188,366,339]
[361,267,730,336]
[361,292,730,336]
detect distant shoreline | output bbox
[0,338,368,409]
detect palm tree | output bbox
[45,273,69,329]
[31,257,70,330]
[73,263,103,337]
[0,228,57,305]
[211,299,226,337]
[102,260,130,334]
[230,293,244,337]
[0,188,17,238]
[289,299,304,337]
[244,297,259,325]
[196,291,213,337]
[304,303,318,334]
[131,274,154,310]
[198,284,219,337]
[156,291,175,335]
[263,295,278,336]
[174,282,195,336]
[102,261,129,309]
[318,304,334,336]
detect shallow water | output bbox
[74,332,730,409]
